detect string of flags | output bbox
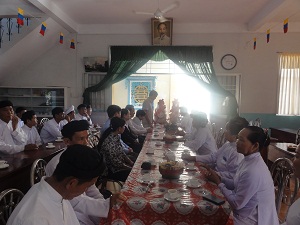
[253,18,289,50]
[17,7,76,49]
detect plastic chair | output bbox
[30,159,47,186]
[270,158,300,222]
[0,188,24,225]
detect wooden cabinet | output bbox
[270,127,297,143]
[0,87,69,117]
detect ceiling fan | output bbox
[133,1,179,22]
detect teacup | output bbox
[142,173,151,182]
[189,178,199,187]
[187,162,195,168]
[168,189,179,199]
[47,142,54,147]
[57,137,63,141]
[0,160,7,166]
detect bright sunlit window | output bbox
[134,59,211,115]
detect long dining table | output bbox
[100,125,232,225]
[0,141,65,193]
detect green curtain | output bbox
[83,46,227,104]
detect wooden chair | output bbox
[30,159,47,186]
[211,123,217,139]
[0,188,24,225]
[270,157,300,223]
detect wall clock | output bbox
[221,54,237,70]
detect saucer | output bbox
[55,139,63,142]
[138,176,155,184]
[46,145,55,149]
[186,181,201,188]
[0,164,9,169]
[164,192,181,202]
[186,166,196,171]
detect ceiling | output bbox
[1,0,300,33]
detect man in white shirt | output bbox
[125,105,152,143]
[46,120,125,225]
[15,106,27,128]
[75,104,93,126]
[0,100,38,154]
[21,110,42,146]
[7,144,109,225]
[178,107,193,134]
[142,90,158,128]
[60,105,75,127]
[40,107,65,144]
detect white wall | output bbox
[2,28,300,116]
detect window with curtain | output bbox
[278,53,300,115]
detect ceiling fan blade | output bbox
[133,10,154,16]
[161,1,179,14]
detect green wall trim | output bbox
[240,113,300,130]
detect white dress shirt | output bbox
[40,118,63,144]
[196,141,244,180]
[142,98,154,128]
[218,152,279,225]
[184,126,217,155]
[127,119,147,135]
[179,115,193,134]
[0,119,27,154]
[46,150,110,225]
[7,177,80,225]
[22,124,42,146]
[75,114,93,126]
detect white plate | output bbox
[138,179,155,184]
[164,192,181,202]
[55,139,63,142]
[46,145,55,149]
[186,166,196,171]
[186,181,201,188]
[0,164,9,169]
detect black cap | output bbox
[0,100,13,109]
[61,120,90,138]
[56,144,105,180]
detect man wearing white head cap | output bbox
[61,105,75,127]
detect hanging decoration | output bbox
[266,29,270,43]
[17,8,24,26]
[283,18,288,33]
[39,22,47,36]
[70,39,75,49]
[59,32,64,44]
[253,38,256,50]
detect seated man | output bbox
[178,107,193,134]
[0,100,38,154]
[101,105,134,156]
[125,105,152,143]
[21,110,42,146]
[132,109,150,129]
[40,107,65,144]
[15,106,27,128]
[60,105,75,127]
[7,144,111,225]
[46,120,124,225]
[75,104,93,126]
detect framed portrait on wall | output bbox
[151,18,173,46]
